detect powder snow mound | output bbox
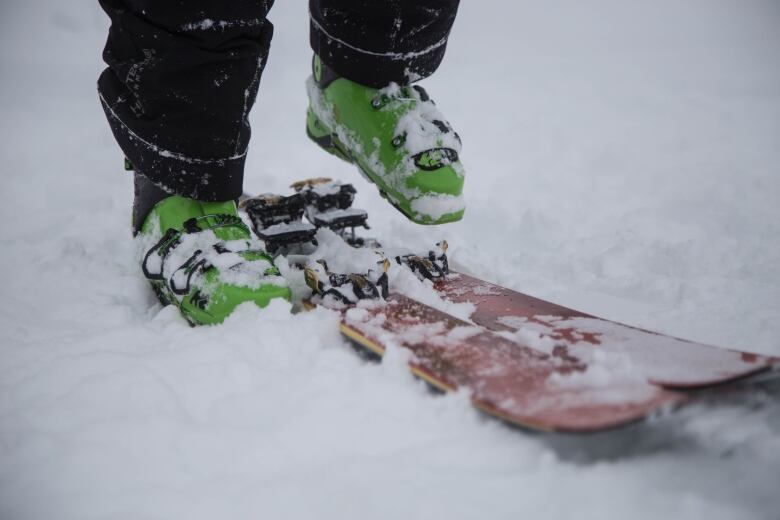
[2,0,780,519]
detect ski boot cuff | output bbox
[132,174,171,236]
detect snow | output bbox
[495,314,773,386]
[2,1,780,519]
[141,217,285,296]
[311,208,366,224]
[260,220,316,234]
[410,192,466,221]
[180,19,266,32]
[306,180,343,196]
[391,85,462,157]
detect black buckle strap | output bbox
[170,250,209,296]
[141,213,249,283]
[142,228,180,280]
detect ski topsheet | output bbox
[339,295,685,432]
[241,179,777,432]
[435,272,778,389]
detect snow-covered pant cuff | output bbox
[99,92,246,202]
[97,0,275,202]
[309,0,460,88]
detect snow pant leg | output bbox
[98,0,275,202]
[309,0,460,88]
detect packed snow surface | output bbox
[2,1,780,519]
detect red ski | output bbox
[241,182,777,431]
[435,272,778,389]
[337,294,686,433]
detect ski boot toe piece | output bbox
[139,196,290,325]
[306,56,465,225]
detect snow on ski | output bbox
[435,272,779,389]
[332,294,685,432]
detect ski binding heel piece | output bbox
[291,177,375,247]
[240,193,318,255]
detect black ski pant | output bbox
[98,0,460,213]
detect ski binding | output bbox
[394,240,450,281]
[291,177,374,247]
[240,193,318,255]
[304,258,390,305]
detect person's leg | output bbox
[97,1,291,325]
[98,0,275,208]
[309,0,460,87]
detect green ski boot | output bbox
[138,196,291,325]
[306,55,465,224]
